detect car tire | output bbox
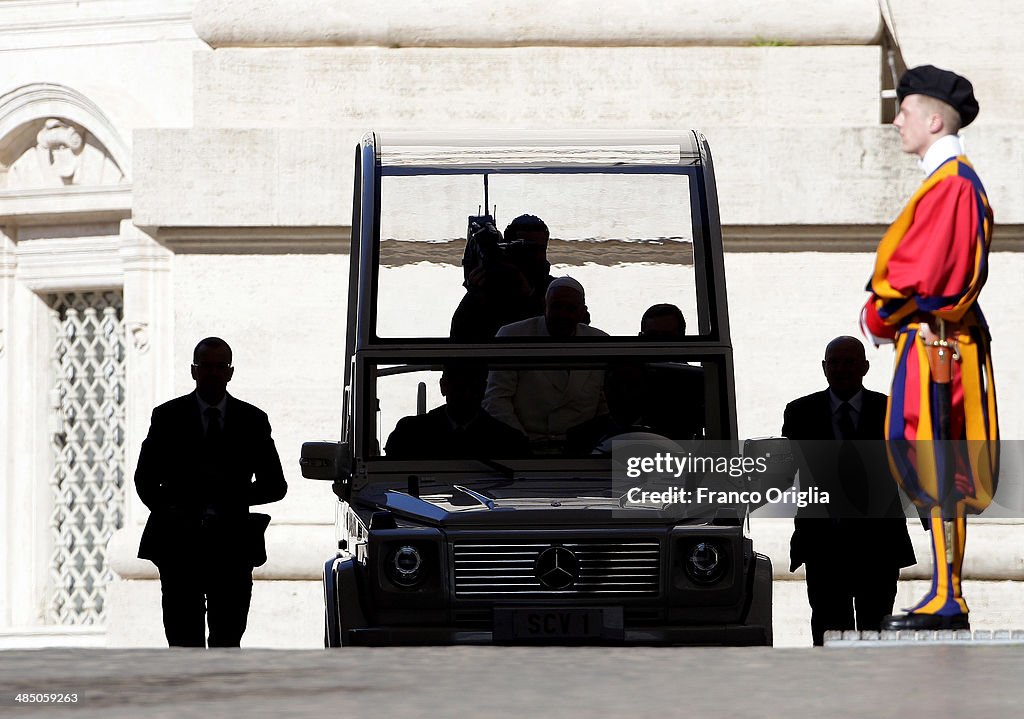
[745,553,774,646]
[323,557,343,648]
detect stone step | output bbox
[0,626,106,650]
[824,629,1024,646]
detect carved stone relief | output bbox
[128,321,150,354]
[6,118,124,189]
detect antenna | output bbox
[483,173,491,222]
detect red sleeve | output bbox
[885,177,978,300]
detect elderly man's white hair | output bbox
[545,275,585,301]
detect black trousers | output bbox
[804,560,899,646]
[158,559,253,648]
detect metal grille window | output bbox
[47,290,126,624]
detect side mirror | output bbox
[300,441,352,480]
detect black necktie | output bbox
[837,402,856,440]
[836,402,866,515]
[205,407,223,443]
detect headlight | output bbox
[685,541,726,584]
[387,545,424,587]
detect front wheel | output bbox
[325,610,342,647]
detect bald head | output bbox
[825,336,865,360]
[822,336,869,400]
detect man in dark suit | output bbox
[783,336,915,645]
[385,361,529,458]
[136,337,287,647]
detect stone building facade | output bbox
[1,0,1022,647]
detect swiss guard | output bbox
[861,65,998,631]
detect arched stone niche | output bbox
[2,117,123,189]
[0,83,130,190]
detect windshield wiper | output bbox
[452,484,497,510]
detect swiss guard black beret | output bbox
[897,65,979,127]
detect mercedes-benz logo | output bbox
[535,546,580,589]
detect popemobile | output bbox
[300,131,783,646]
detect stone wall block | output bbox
[887,0,1024,124]
[193,0,880,49]
[133,128,350,228]
[193,46,881,129]
[192,0,880,49]
[135,124,1024,230]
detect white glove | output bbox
[860,305,893,347]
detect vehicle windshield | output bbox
[374,167,706,340]
[366,354,728,456]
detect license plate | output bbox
[493,607,624,642]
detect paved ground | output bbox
[1,646,1023,718]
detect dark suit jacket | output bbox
[644,363,705,440]
[385,406,529,458]
[449,274,553,342]
[782,388,915,571]
[135,391,287,566]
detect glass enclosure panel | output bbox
[369,356,719,462]
[375,131,702,168]
[376,171,698,339]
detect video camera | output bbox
[462,171,499,282]
[463,215,540,284]
[462,174,546,287]
[462,214,502,281]
[461,174,524,282]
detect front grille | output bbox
[453,539,661,597]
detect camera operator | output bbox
[450,214,555,341]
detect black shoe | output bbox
[881,612,970,631]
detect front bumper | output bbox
[344,623,770,646]
[326,537,774,647]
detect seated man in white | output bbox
[483,276,608,444]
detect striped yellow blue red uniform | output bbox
[863,155,998,617]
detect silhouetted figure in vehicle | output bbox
[566,361,664,455]
[484,276,608,446]
[385,361,529,458]
[450,214,555,341]
[639,303,686,339]
[638,303,704,440]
